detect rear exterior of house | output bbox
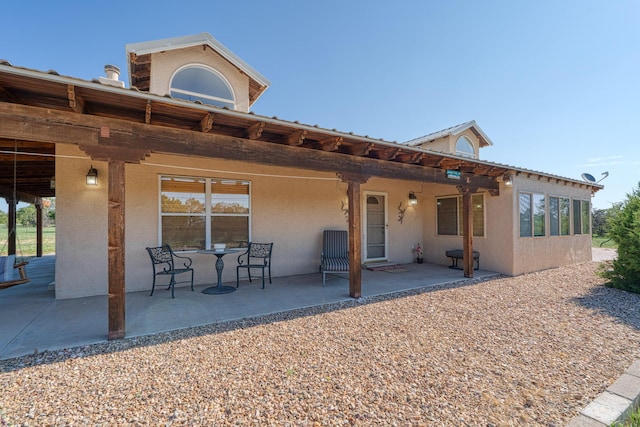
[0,33,598,301]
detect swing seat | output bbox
[0,255,29,289]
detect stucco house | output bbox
[0,33,601,338]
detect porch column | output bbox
[459,185,477,278]
[108,159,126,340]
[36,202,43,257]
[7,198,16,256]
[339,173,369,299]
[80,135,150,341]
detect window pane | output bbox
[519,193,532,237]
[437,197,458,235]
[560,198,571,235]
[573,199,582,234]
[549,197,559,236]
[171,67,233,100]
[533,194,545,236]
[161,177,206,213]
[472,194,484,237]
[581,200,591,234]
[162,216,205,251]
[211,180,250,214]
[211,216,249,248]
[455,136,475,157]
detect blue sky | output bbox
[1,0,638,211]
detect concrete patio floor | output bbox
[0,255,501,360]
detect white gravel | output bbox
[2,259,639,426]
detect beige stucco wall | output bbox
[147,46,251,112]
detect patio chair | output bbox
[319,230,349,286]
[146,245,194,298]
[236,242,273,289]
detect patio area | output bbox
[0,255,500,360]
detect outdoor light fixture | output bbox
[86,165,98,186]
[503,175,513,187]
[408,192,418,206]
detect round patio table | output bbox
[198,249,241,294]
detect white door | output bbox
[364,192,387,261]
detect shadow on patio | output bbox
[0,255,501,361]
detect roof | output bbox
[0,62,602,201]
[125,33,270,106]
[404,120,493,148]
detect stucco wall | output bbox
[148,46,251,112]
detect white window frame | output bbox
[455,135,476,158]
[158,175,251,251]
[169,64,236,109]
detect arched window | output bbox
[170,65,235,109]
[455,136,476,158]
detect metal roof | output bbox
[404,120,493,147]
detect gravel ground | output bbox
[2,259,640,426]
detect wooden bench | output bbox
[445,249,479,270]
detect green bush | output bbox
[600,183,640,293]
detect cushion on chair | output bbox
[0,255,16,282]
[322,257,349,272]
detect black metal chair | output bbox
[319,230,349,286]
[146,245,194,298]
[236,242,273,289]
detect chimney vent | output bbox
[98,64,125,88]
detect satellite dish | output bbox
[581,171,609,184]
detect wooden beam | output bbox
[108,159,126,340]
[0,102,500,191]
[199,113,214,133]
[36,203,43,257]
[145,100,152,124]
[284,129,306,146]
[316,136,342,151]
[245,121,265,140]
[347,180,362,298]
[459,186,477,278]
[80,142,150,163]
[67,84,84,113]
[344,142,373,156]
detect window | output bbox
[520,193,545,237]
[436,194,485,237]
[549,196,570,236]
[170,65,235,109]
[573,199,591,235]
[455,136,475,158]
[160,176,250,251]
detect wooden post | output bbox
[36,203,43,257]
[7,199,16,256]
[108,159,126,340]
[347,180,362,298]
[461,186,474,278]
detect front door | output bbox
[364,192,387,262]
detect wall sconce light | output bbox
[86,165,98,186]
[408,192,418,206]
[503,174,513,187]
